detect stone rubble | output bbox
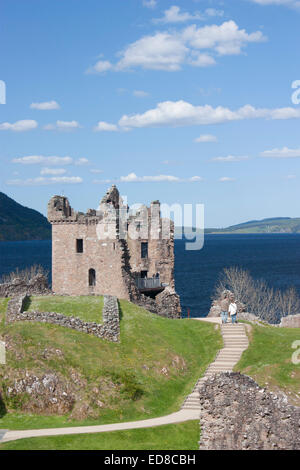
[199,372,300,450]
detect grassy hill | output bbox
[235,324,300,406]
[0,192,51,241]
[206,217,300,234]
[0,296,221,432]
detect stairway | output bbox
[181,322,249,411]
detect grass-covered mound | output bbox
[235,324,300,405]
[0,296,221,431]
[26,295,104,323]
[0,420,199,451]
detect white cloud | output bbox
[188,53,216,67]
[133,90,149,98]
[261,147,300,158]
[30,100,60,110]
[87,21,266,72]
[90,169,103,174]
[75,158,89,165]
[205,8,224,17]
[250,0,300,10]
[212,155,249,162]
[97,173,204,183]
[219,176,236,182]
[194,134,218,143]
[143,0,157,8]
[86,60,113,74]
[94,121,118,132]
[7,176,83,186]
[40,168,67,175]
[120,172,180,182]
[118,100,300,129]
[12,155,74,165]
[117,32,188,71]
[44,120,81,131]
[0,120,38,132]
[154,5,204,23]
[286,174,297,179]
[189,176,203,181]
[154,6,224,24]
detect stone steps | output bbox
[181,321,248,410]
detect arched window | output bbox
[89,268,96,287]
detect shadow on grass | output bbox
[0,393,7,419]
[117,301,123,321]
[22,296,32,312]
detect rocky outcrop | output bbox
[0,274,50,298]
[199,372,300,450]
[280,314,300,328]
[4,372,75,415]
[6,294,120,342]
[155,286,181,319]
[136,287,181,319]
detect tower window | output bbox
[89,268,96,287]
[141,242,148,259]
[76,239,83,253]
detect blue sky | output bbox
[1,0,300,227]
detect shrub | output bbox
[0,264,49,284]
[214,267,300,324]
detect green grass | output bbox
[0,298,9,324]
[0,297,221,430]
[26,295,103,323]
[235,324,300,405]
[0,420,199,450]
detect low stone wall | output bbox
[0,274,50,298]
[280,314,300,328]
[6,294,120,342]
[199,372,300,450]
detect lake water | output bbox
[1,234,300,318]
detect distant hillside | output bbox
[0,192,51,241]
[206,217,300,234]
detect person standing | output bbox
[220,292,229,324]
[229,299,238,324]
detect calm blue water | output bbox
[1,234,300,318]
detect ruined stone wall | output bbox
[127,204,175,287]
[6,294,120,342]
[280,314,300,328]
[51,222,131,299]
[199,372,300,450]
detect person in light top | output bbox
[220,292,230,324]
[228,298,238,324]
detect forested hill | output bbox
[206,217,300,234]
[0,192,51,241]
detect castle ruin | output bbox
[47,185,181,318]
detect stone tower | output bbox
[48,185,181,317]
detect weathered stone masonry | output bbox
[47,185,181,318]
[6,294,120,342]
[199,372,300,450]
